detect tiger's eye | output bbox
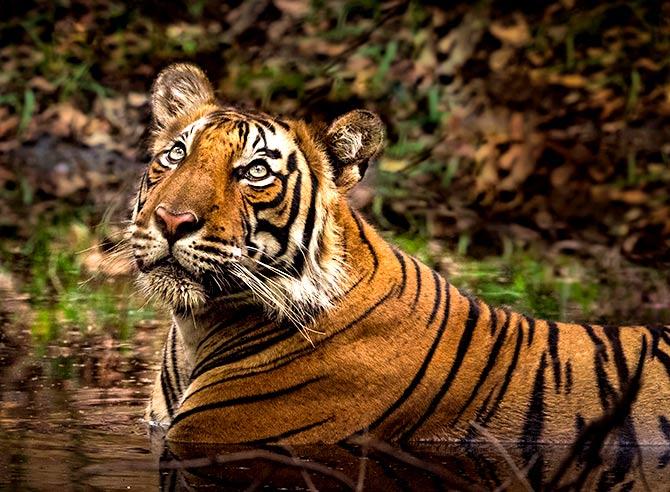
[247,163,269,180]
[168,144,186,163]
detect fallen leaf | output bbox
[489,13,530,47]
[273,0,310,17]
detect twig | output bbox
[470,421,535,492]
[282,445,318,492]
[493,455,538,492]
[84,449,356,489]
[355,437,369,492]
[348,434,475,491]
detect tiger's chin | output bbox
[137,258,250,315]
[136,262,208,315]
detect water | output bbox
[0,303,162,490]
[1,270,669,490]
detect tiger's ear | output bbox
[325,110,385,191]
[151,63,215,131]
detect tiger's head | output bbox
[130,63,384,323]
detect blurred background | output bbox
[0,0,669,488]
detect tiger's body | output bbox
[150,202,669,448]
[132,64,670,471]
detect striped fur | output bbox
[133,65,670,486]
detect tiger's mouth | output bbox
[137,256,245,314]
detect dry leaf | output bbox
[273,0,310,17]
[489,13,530,47]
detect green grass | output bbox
[385,234,606,321]
[0,207,157,352]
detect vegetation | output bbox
[1,0,669,331]
[0,2,668,490]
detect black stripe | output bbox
[190,325,295,380]
[255,171,303,257]
[170,376,323,428]
[595,337,647,490]
[426,271,442,326]
[473,385,496,423]
[660,415,670,442]
[410,257,422,308]
[489,305,498,336]
[519,352,547,489]
[583,325,616,409]
[603,327,630,385]
[653,345,670,379]
[548,322,561,392]
[452,309,510,423]
[526,316,535,346]
[243,416,334,445]
[183,338,303,402]
[259,148,282,159]
[251,176,289,210]
[170,326,182,393]
[400,294,480,443]
[352,211,379,274]
[207,286,397,390]
[392,248,407,297]
[155,158,174,170]
[237,121,249,146]
[160,370,174,418]
[582,324,608,360]
[293,170,318,275]
[286,151,297,172]
[342,285,396,331]
[255,118,276,134]
[213,322,284,358]
[565,360,573,395]
[161,337,177,418]
[649,326,670,378]
[363,283,451,433]
[256,124,267,148]
[136,171,148,212]
[274,119,290,131]
[197,319,272,361]
[481,318,525,423]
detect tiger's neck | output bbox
[169,200,397,367]
[172,199,485,377]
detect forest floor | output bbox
[1,0,669,329]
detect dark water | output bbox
[1,274,669,491]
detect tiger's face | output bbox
[130,64,384,318]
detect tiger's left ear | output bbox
[151,63,215,131]
[325,110,385,191]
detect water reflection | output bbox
[155,440,669,491]
[0,279,165,489]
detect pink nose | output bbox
[155,206,199,242]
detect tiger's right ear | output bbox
[325,110,385,192]
[151,63,215,131]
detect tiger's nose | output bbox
[155,205,200,243]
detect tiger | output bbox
[130,63,670,487]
